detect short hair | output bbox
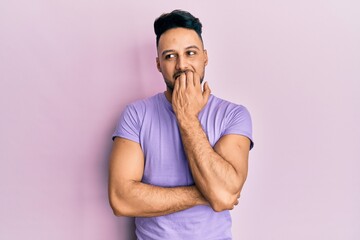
[154,9,203,47]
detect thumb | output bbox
[203,81,211,100]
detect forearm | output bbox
[170,73,248,211]
[177,116,243,210]
[109,181,208,217]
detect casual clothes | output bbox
[112,92,253,239]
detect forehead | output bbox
[157,28,203,52]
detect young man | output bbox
[109,10,254,239]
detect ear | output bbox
[203,49,208,66]
[156,57,161,72]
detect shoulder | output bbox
[125,93,163,115]
[207,95,253,148]
[211,95,251,124]
[112,93,164,141]
[207,95,250,117]
[127,93,161,108]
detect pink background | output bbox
[1,1,359,239]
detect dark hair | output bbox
[154,9,203,47]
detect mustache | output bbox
[173,70,191,80]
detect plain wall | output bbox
[1,0,359,239]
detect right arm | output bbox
[108,137,208,217]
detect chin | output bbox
[164,80,174,92]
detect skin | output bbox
[109,27,251,216]
[155,27,208,99]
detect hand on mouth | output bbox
[174,70,192,80]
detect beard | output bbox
[164,70,205,92]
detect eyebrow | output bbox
[185,45,201,51]
[161,49,175,56]
[161,45,201,56]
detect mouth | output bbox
[174,74,181,80]
[173,70,191,80]
[173,72,184,80]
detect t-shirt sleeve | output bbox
[223,105,254,150]
[112,104,141,143]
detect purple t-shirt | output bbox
[113,93,253,240]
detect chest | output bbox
[138,108,224,187]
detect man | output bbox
[109,10,254,239]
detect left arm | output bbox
[172,72,251,212]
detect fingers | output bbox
[178,72,187,90]
[186,70,196,88]
[177,71,203,89]
[233,192,241,207]
[174,75,179,90]
[174,71,210,105]
[203,81,211,100]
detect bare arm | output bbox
[108,137,208,217]
[177,120,250,212]
[172,71,251,212]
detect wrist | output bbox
[176,113,199,128]
[190,185,209,206]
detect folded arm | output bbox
[172,71,251,212]
[108,137,208,217]
[177,118,250,212]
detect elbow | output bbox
[111,207,124,217]
[208,180,246,212]
[209,196,237,212]
[209,203,227,212]
[109,196,125,217]
[110,203,126,217]
[109,190,132,217]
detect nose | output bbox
[175,55,188,71]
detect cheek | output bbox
[194,61,206,71]
[162,64,175,75]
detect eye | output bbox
[165,54,176,60]
[187,51,196,56]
